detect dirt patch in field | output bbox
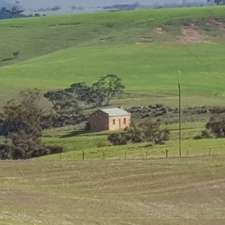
[206,18,225,31]
[179,24,206,43]
[138,27,167,44]
[153,27,165,35]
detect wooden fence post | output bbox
[102,151,105,160]
[145,151,149,160]
[82,151,85,161]
[165,149,169,159]
[209,148,212,157]
[186,149,189,157]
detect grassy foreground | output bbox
[1,158,225,225]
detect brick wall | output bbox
[108,115,131,131]
[89,111,109,131]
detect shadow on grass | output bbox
[61,130,90,138]
[60,130,109,138]
[1,57,14,62]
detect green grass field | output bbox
[1,43,225,94]
[41,121,225,161]
[0,6,224,66]
[0,6,225,106]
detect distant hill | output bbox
[0,0,220,16]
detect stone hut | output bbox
[89,107,131,132]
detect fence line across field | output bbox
[57,148,219,161]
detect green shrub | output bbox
[108,133,128,145]
[108,121,170,146]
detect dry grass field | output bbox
[1,157,225,225]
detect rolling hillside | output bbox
[1,6,225,66]
[0,6,225,105]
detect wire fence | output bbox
[54,148,224,161]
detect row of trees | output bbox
[0,5,24,19]
[45,74,125,110]
[214,0,225,5]
[44,74,125,127]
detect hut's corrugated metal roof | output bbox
[100,108,130,116]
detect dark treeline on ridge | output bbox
[0,1,24,19]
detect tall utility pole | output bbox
[178,80,182,158]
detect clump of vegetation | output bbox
[46,74,124,108]
[196,110,225,139]
[205,114,225,138]
[12,51,20,58]
[92,74,125,106]
[44,88,85,128]
[0,90,63,160]
[108,133,129,145]
[108,121,170,146]
[44,74,125,127]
